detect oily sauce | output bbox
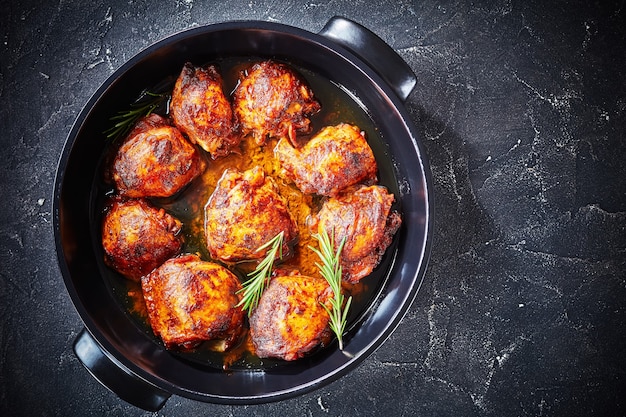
[100,57,401,370]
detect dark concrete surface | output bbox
[1,0,625,416]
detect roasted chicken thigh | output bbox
[309,185,401,283]
[96,58,407,364]
[233,60,321,145]
[204,166,299,262]
[141,253,245,350]
[111,114,206,198]
[274,123,377,196]
[101,198,183,281]
[249,273,333,361]
[170,62,240,158]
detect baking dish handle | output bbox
[73,329,171,411]
[319,16,416,101]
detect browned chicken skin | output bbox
[111,113,206,198]
[204,166,299,262]
[101,198,183,281]
[170,62,241,158]
[274,123,378,196]
[233,60,321,145]
[309,185,401,283]
[141,253,245,350]
[100,59,403,361]
[249,273,332,361]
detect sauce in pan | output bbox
[98,57,401,370]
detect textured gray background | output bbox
[1,0,625,416]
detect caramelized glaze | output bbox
[101,58,397,370]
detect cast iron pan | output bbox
[53,16,433,411]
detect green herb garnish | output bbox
[236,231,284,314]
[103,91,167,141]
[310,229,352,350]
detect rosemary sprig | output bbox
[236,231,284,313]
[103,91,167,141]
[310,229,352,350]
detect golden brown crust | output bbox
[141,253,245,350]
[100,59,404,361]
[170,62,241,158]
[233,60,321,145]
[310,185,401,283]
[101,198,183,281]
[204,166,299,262]
[111,113,206,198]
[249,274,332,361]
[274,123,378,196]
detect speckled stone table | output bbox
[1,1,625,416]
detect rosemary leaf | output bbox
[310,229,351,350]
[103,91,167,142]
[236,231,284,314]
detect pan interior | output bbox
[95,55,401,371]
